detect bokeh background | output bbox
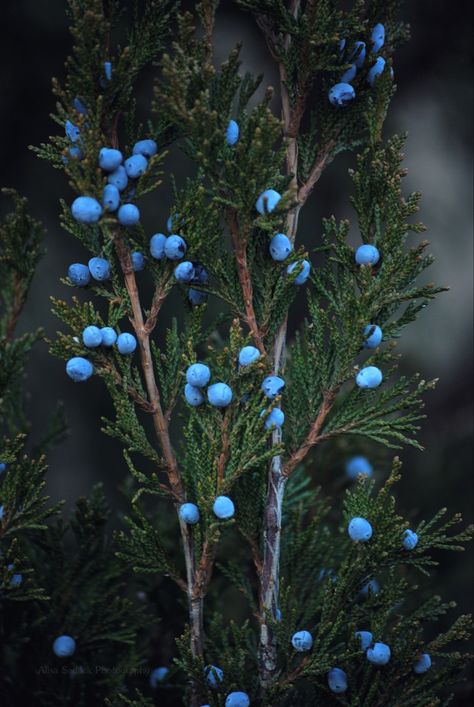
[1,0,473,702]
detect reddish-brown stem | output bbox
[5,276,26,342]
[217,409,231,488]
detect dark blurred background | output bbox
[1,0,473,701]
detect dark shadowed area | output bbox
[1,0,473,703]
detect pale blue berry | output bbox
[225,692,250,707]
[205,665,224,688]
[256,189,282,215]
[131,251,145,272]
[118,204,140,226]
[184,384,205,407]
[68,263,91,287]
[164,235,187,260]
[238,346,261,366]
[53,635,76,657]
[71,196,103,224]
[413,653,431,674]
[108,166,128,191]
[102,184,120,212]
[327,667,348,694]
[262,408,285,430]
[166,213,181,233]
[150,233,167,260]
[287,259,311,285]
[188,289,207,306]
[88,257,111,281]
[179,503,200,525]
[269,233,293,261]
[356,366,383,389]
[291,630,313,652]
[104,61,112,81]
[133,139,158,158]
[340,63,357,83]
[186,363,211,388]
[65,120,81,143]
[208,383,233,408]
[348,517,373,542]
[355,244,380,265]
[125,154,148,178]
[329,82,356,107]
[367,642,391,665]
[82,326,103,348]
[371,23,385,53]
[261,376,285,400]
[346,456,373,480]
[117,333,137,355]
[355,630,373,651]
[68,146,83,160]
[175,261,195,283]
[364,324,383,348]
[101,327,117,347]
[99,147,123,172]
[213,496,235,519]
[66,357,93,382]
[367,57,386,86]
[150,666,169,687]
[402,529,419,550]
[350,40,366,68]
[226,120,240,146]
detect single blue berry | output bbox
[133,139,158,158]
[175,261,195,283]
[108,165,128,191]
[124,154,148,179]
[131,251,145,272]
[188,289,207,306]
[149,666,169,687]
[88,257,111,281]
[291,630,313,652]
[225,692,250,707]
[346,456,373,480]
[164,235,187,260]
[402,529,419,550]
[356,366,383,389]
[371,23,385,53]
[186,363,211,388]
[102,184,120,212]
[367,57,386,86]
[287,260,311,285]
[184,384,205,407]
[66,357,93,382]
[359,578,380,598]
[329,82,356,107]
[348,517,373,542]
[213,496,235,519]
[269,233,293,261]
[166,213,181,233]
[349,40,366,68]
[208,383,233,408]
[99,147,123,172]
[413,653,431,674]
[355,630,373,651]
[73,97,88,115]
[82,325,103,348]
[179,503,200,525]
[7,564,23,587]
[205,665,224,688]
[65,120,81,143]
[68,263,91,287]
[355,244,380,265]
[150,233,167,260]
[226,120,240,146]
[118,204,140,226]
[261,376,285,400]
[0,463,6,474]
[327,667,348,694]
[101,327,117,347]
[53,635,76,657]
[71,196,103,224]
[117,333,137,355]
[340,63,357,83]
[256,189,282,215]
[363,324,383,348]
[104,61,112,81]
[367,642,391,666]
[68,146,83,160]
[238,346,261,367]
[262,408,285,430]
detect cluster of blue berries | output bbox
[330,23,389,108]
[348,516,419,552]
[65,327,137,382]
[179,496,235,525]
[70,138,157,226]
[203,666,250,706]
[184,362,233,409]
